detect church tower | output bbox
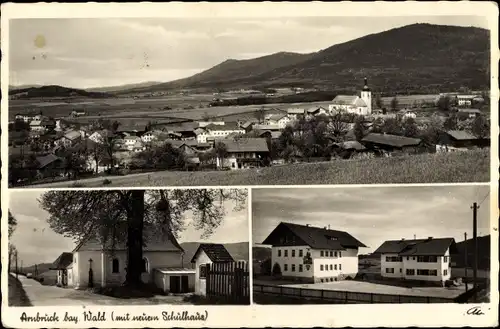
[360,77,372,115]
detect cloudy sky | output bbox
[9,15,488,89]
[252,185,492,253]
[8,190,248,267]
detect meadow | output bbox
[35,148,490,188]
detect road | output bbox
[12,274,193,305]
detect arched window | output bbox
[112,258,119,273]
[142,257,149,273]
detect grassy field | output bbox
[35,148,490,188]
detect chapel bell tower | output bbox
[361,77,372,115]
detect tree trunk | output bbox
[124,190,145,287]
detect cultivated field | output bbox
[33,148,490,188]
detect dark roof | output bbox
[445,130,484,141]
[361,133,421,148]
[222,138,269,153]
[190,243,235,263]
[73,223,184,253]
[373,238,457,256]
[205,122,242,131]
[262,222,367,250]
[36,154,63,169]
[51,252,73,270]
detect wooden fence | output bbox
[253,284,454,304]
[206,261,250,304]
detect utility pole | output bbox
[15,251,18,279]
[471,202,478,301]
[464,232,468,292]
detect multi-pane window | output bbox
[443,256,449,263]
[339,264,342,270]
[299,250,303,257]
[329,264,333,270]
[320,251,324,257]
[444,269,448,276]
[385,268,395,273]
[299,264,303,272]
[284,250,288,257]
[339,252,342,258]
[386,256,403,262]
[334,264,337,270]
[292,250,295,257]
[284,264,288,271]
[278,250,281,257]
[320,265,324,271]
[330,251,333,257]
[417,269,438,276]
[417,256,438,263]
[292,264,296,272]
[406,269,415,275]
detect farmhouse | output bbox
[67,226,185,289]
[115,124,147,137]
[141,130,163,143]
[191,243,235,296]
[361,133,423,154]
[306,106,328,118]
[55,130,82,148]
[287,108,306,120]
[373,237,458,286]
[436,130,490,152]
[216,138,270,170]
[265,114,292,129]
[29,118,55,132]
[329,77,372,116]
[166,122,199,140]
[261,222,367,283]
[50,252,74,287]
[35,154,65,178]
[240,119,259,133]
[457,108,482,119]
[198,122,246,143]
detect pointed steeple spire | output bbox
[363,77,370,91]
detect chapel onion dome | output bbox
[362,77,370,91]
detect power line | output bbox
[478,190,490,206]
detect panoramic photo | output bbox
[252,185,492,304]
[7,16,491,187]
[7,188,250,306]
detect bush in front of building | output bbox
[272,262,282,277]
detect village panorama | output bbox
[8,20,491,187]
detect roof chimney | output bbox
[427,236,433,240]
[401,238,405,241]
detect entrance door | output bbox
[181,275,189,293]
[170,276,181,293]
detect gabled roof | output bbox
[373,238,457,256]
[332,95,360,105]
[190,243,235,263]
[73,223,184,253]
[221,138,269,153]
[241,119,259,128]
[445,130,478,141]
[253,124,281,131]
[307,106,327,114]
[64,130,81,141]
[36,154,63,169]
[334,141,367,151]
[268,113,288,121]
[361,133,421,148]
[205,122,242,131]
[30,120,42,126]
[51,252,73,270]
[287,108,305,114]
[262,222,367,250]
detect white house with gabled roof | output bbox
[67,225,185,290]
[373,237,458,285]
[261,222,367,283]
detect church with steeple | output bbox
[328,77,372,116]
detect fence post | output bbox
[427,296,430,303]
[206,264,211,297]
[370,293,373,304]
[398,294,401,303]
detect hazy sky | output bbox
[9,16,489,88]
[8,190,248,266]
[252,185,492,253]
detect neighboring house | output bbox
[68,226,185,289]
[198,121,225,128]
[216,138,270,170]
[436,130,490,152]
[265,114,292,129]
[261,222,367,283]
[115,124,147,137]
[257,130,282,140]
[457,108,482,119]
[361,133,423,154]
[55,130,82,148]
[88,130,113,144]
[141,130,162,143]
[373,237,458,286]
[29,120,48,132]
[287,108,306,121]
[240,119,260,133]
[124,136,142,151]
[253,124,281,132]
[166,123,199,140]
[399,110,417,120]
[204,122,245,141]
[36,154,65,178]
[71,109,86,117]
[329,77,372,115]
[15,111,43,122]
[306,106,328,118]
[456,95,477,107]
[191,243,235,296]
[50,252,74,287]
